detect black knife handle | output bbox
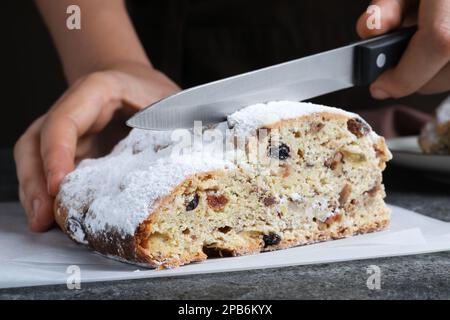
[354,26,416,86]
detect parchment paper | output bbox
[1,202,449,289]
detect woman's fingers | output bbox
[356,0,411,38]
[357,0,450,99]
[14,116,54,231]
[40,72,122,197]
[370,0,450,99]
[370,29,449,98]
[418,62,450,94]
[40,113,77,197]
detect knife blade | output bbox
[127,27,415,130]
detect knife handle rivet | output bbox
[376,53,386,68]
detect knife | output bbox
[127,26,416,130]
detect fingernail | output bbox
[371,87,390,100]
[31,198,41,221]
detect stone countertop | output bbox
[0,164,449,300]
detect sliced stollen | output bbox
[55,101,392,268]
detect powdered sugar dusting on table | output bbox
[58,101,380,239]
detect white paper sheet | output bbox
[0,202,449,289]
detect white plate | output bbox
[386,136,450,178]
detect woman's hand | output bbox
[14,62,180,231]
[357,0,450,99]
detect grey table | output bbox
[0,165,449,300]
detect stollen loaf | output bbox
[55,101,392,268]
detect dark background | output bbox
[0,0,448,200]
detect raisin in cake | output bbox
[419,98,450,154]
[55,101,392,268]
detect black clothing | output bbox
[127,0,366,88]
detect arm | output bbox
[15,0,179,231]
[36,0,150,83]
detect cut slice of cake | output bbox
[55,101,392,268]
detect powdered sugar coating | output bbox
[58,101,380,239]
